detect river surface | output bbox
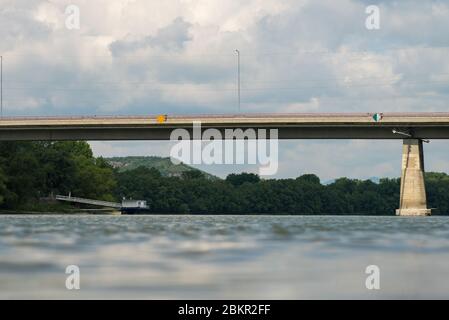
[0,214,449,299]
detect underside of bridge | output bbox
[396,139,431,216]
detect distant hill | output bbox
[106,156,218,180]
[323,176,381,185]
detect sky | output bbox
[1,0,449,180]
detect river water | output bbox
[0,214,448,299]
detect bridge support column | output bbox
[396,139,431,216]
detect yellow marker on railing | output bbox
[156,114,167,123]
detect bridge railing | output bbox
[55,195,122,208]
[1,112,449,121]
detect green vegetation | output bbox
[1,141,449,215]
[115,169,449,215]
[106,156,218,180]
[0,141,116,211]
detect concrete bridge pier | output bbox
[396,139,431,216]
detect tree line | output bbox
[0,141,116,210]
[1,141,449,215]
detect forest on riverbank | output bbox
[1,141,449,215]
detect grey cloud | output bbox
[109,17,192,55]
[4,0,449,117]
[251,0,364,51]
[0,0,51,52]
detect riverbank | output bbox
[0,203,121,215]
[0,210,121,215]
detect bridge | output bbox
[0,113,449,140]
[2,112,449,216]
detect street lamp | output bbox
[235,49,240,112]
[392,129,429,143]
[1,55,2,117]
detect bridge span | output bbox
[0,112,449,140]
[1,112,448,216]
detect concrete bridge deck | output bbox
[1,112,449,140]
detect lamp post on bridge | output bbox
[1,55,3,118]
[235,49,240,112]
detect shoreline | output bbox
[0,210,121,215]
[0,211,403,216]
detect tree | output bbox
[226,172,260,186]
[0,141,117,209]
[181,170,205,180]
[296,174,320,185]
